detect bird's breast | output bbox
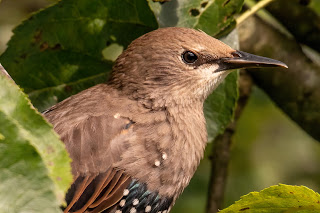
[116,103,207,202]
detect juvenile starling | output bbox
[44,27,287,213]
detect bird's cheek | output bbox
[212,71,232,84]
[197,64,220,82]
[194,70,231,99]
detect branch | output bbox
[238,16,320,141]
[236,0,275,25]
[206,70,253,213]
[266,0,320,53]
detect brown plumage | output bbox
[44,27,287,213]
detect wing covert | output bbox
[45,104,136,213]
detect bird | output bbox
[44,27,287,213]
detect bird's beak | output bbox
[216,50,288,72]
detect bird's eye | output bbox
[182,51,198,64]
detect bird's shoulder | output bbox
[44,84,153,173]
[45,84,135,129]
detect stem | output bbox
[236,0,274,25]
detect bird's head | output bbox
[110,27,287,108]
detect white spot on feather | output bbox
[132,198,139,206]
[114,113,121,119]
[145,205,152,212]
[130,207,137,213]
[123,189,129,196]
[119,199,126,207]
[154,160,161,167]
[162,152,167,160]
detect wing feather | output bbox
[64,176,93,213]
[44,86,137,213]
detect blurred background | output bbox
[1,0,320,212]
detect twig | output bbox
[206,70,253,213]
[236,0,274,25]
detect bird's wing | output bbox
[45,99,136,213]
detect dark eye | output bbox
[182,51,198,64]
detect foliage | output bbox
[0,0,158,112]
[221,184,320,213]
[310,0,320,15]
[0,73,72,212]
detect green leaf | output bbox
[149,0,244,36]
[310,0,320,15]
[0,73,72,212]
[221,184,320,213]
[204,71,238,141]
[0,0,158,111]
[149,0,242,140]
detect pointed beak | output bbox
[216,50,288,72]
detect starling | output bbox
[44,27,287,213]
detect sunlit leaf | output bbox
[221,184,320,213]
[0,72,72,212]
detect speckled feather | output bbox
[44,27,239,212]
